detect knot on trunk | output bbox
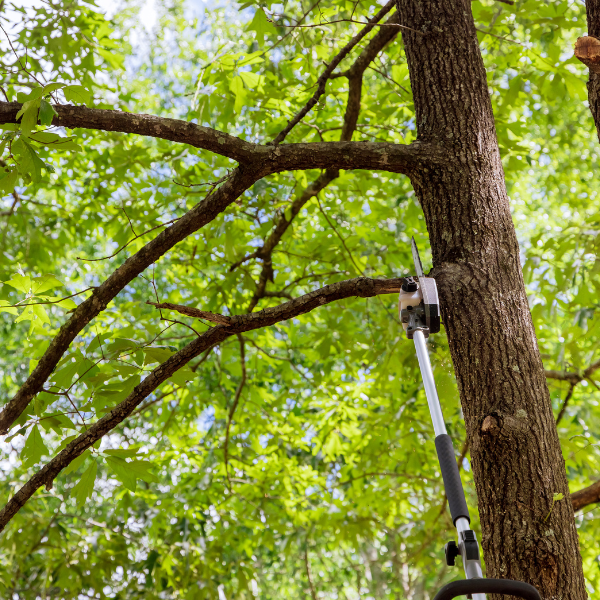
[478,411,530,445]
[481,415,500,436]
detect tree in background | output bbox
[0,0,599,598]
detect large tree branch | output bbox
[571,479,600,512]
[0,166,260,435]
[0,102,258,163]
[0,99,442,173]
[0,276,403,532]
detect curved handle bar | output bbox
[433,579,541,600]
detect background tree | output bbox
[0,0,599,598]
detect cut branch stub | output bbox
[574,36,600,74]
[147,301,232,324]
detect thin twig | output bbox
[556,382,576,426]
[367,64,409,95]
[304,537,318,600]
[316,197,364,276]
[475,27,523,46]
[77,218,180,262]
[224,334,246,489]
[271,17,423,35]
[0,23,45,87]
[272,0,396,145]
[11,287,94,308]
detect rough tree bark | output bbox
[579,0,600,143]
[397,0,587,598]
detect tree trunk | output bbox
[396,0,587,598]
[584,0,600,142]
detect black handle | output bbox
[435,434,470,524]
[433,579,541,600]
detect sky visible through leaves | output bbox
[0,0,599,598]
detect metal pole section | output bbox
[413,330,486,600]
[413,330,447,437]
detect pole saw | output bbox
[400,238,541,600]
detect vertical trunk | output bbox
[396,1,587,598]
[583,0,600,141]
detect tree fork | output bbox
[397,0,587,597]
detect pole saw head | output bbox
[399,238,441,339]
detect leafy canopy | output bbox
[0,0,599,598]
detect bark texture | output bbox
[397,0,587,597]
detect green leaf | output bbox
[229,76,247,113]
[63,85,92,105]
[51,354,83,388]
[237,51,264,67]
[43,82,66,94]
[5,274,31,293]
[16,304,49,327]
[168,367,195,386]
[561,71,587,102]
[239,71,261,89]
[57,297,77,309]
[105,338,139,358]
[5,427,26,443]
[31,274,63,294]
[16,88,45,103]
[64,450,91,475]
[0,300,17,315]
[143,347,174,365]
[247,8,276,46]
[106,456,158,492]
[70,461,97,506]
[28,132,61,144]
[21,425,48,468]
[0,168,18,194]
[127,459,159,482]
[86,333,112,354]
[12,138,45,182]
[16,98,42,135]
[29,132,81,152]
[39,99,58,126]
[56,434,78,452]
[553,492,564,502]
[105,455,138,491]
[39,412,76,433]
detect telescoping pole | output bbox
[413,330,486,600]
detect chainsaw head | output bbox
[398,238,441,338]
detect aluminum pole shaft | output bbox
[413,331,486,599]
[413,330,447,437]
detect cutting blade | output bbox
[411,236,424,278]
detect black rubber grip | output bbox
[435,434,470,524]
[433,578,541,600]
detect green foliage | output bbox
[0,0,598,598]
[70,461,97,506]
